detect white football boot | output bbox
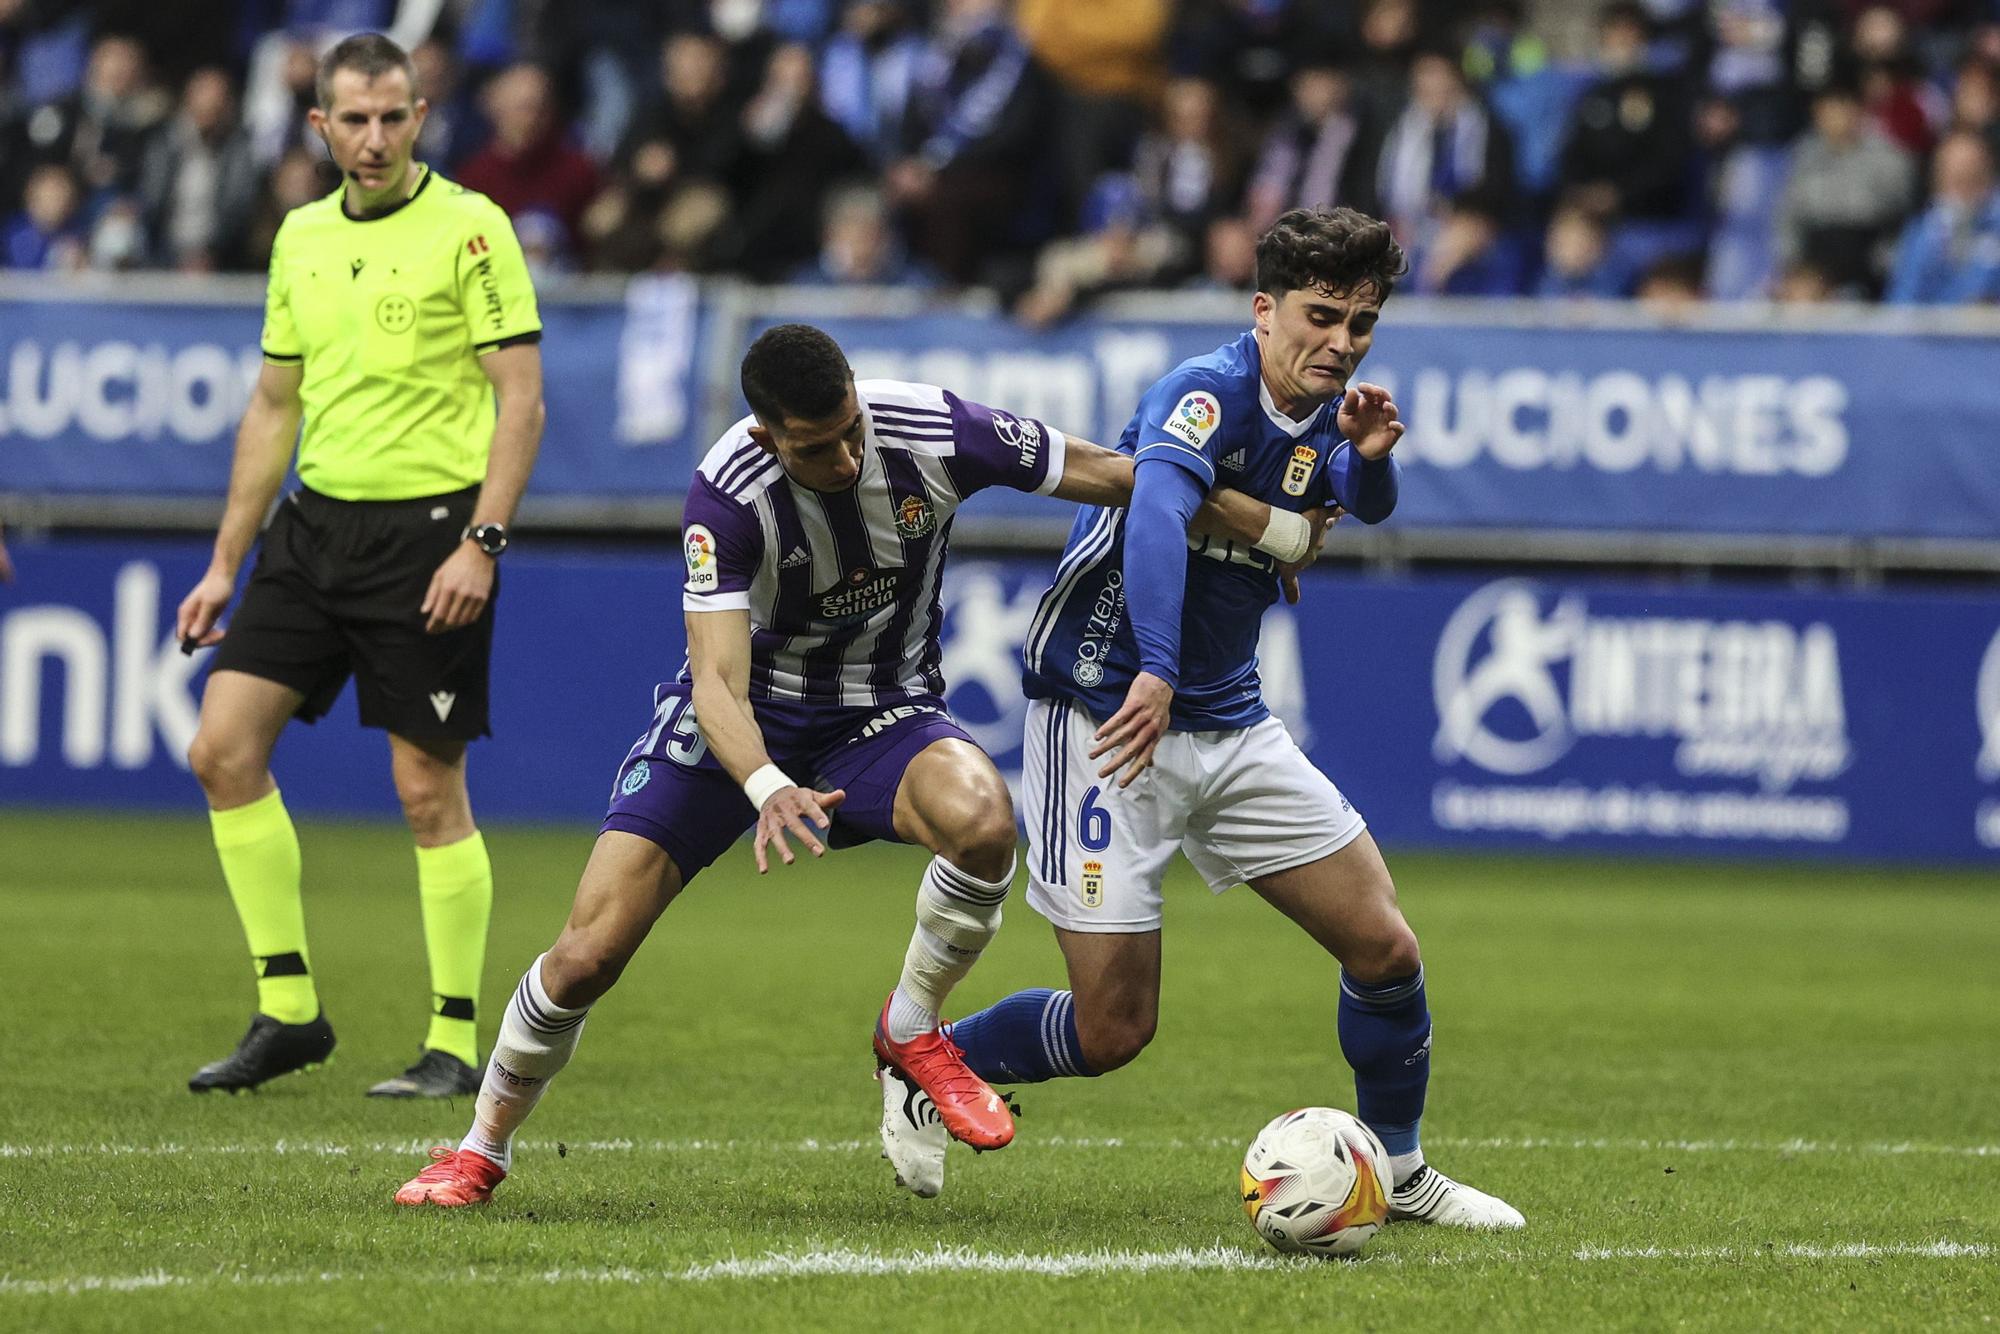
[876,1064,947,1198]
[1388,1163,1526,1229]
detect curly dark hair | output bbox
[741,323,853,427]
[1255,208,1408,303]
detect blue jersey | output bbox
[1022,330,1394,730]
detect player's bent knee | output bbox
[1078,1014,1155,1073]
[187,728,262,802]
[541,934,632,1010]
[1344,925,1423,984]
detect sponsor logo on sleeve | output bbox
[1282,444,1318,496]
[1162,391,1222,450]
[683,523,718,592]
[990,410,1044,470]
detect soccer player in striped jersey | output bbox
[396,323,1303,1206]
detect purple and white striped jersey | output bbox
[679,379,1067,711]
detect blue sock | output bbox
[944,988,1096,1084]
[1337,967,1430,1158]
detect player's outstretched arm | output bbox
[176,360,303,650]
[1047,436,1135,506]
[685,608,845,873]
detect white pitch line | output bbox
[2,1241,1991,1298]
[4,1134,1999,1160]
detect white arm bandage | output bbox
[1253,507,1313,564]
[743,764,796,811]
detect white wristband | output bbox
[743,763,795,811]
[1253,507,1312,564]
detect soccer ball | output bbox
[1240,1107,1393,1258]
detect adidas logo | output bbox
[429,691,456,721]
[778,545,810,569]
[1220,447,1247,471]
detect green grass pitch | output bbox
[2,809,1995,1331]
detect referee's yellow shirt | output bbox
[260,167,542,502]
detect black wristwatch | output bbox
[465,522,509,557]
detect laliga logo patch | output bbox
[1977,626,2000,781]
[683,524,718,592]
[1282,444,1318,496]
[1163,391,1221,449]
[1081,860,1104,908]
[894,494,936,538]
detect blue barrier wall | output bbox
[5,286,1999,541]
[5,535,1996,864]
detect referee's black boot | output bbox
[188,1012,337,1093]
[367,1048,480,1099]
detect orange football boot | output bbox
[393,1146,507,1207]
[872,995,1014,1151]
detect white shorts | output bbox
[1021,696,1367,934]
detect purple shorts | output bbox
[600,685,975,883]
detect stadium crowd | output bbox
[6,0,2000,312]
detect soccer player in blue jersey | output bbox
[934,208,1524,1228]
[394,324,1302,1206]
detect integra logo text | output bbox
[815,567,901,622]
[1432,579,1851,791]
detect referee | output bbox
[175,34,545,1098]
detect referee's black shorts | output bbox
[210,485,495,742]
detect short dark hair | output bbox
[741,324,852,427]
[317,33,417,108]
[1255,207,1408,303]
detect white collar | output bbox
[1258,372,1323,438]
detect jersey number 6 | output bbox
[1079,785,1111,852]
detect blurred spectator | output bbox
[243,37,322,166]
[1376,49,1515,264]
[1633,251,1706,312]
[1772,258,1838,302]
[1775,80,1917,294]
[243,147,335,270]
[1015,0,1170,222]
[713,42,864,278]
[1852,5,1942,158]
[1556,4,1694,220]
[1699,94,1791,297]
[792,183,936,285]
[1349,0,1428,131]
[819,0,927,166]
[87,196,147,270]
[410,39,478,172]
[1948,57,2000,165]
[28,34,170,195]
[1246,63,1375,233]
[3,163,86,270]
[1131,78,1248,264]
[1417,201,1530,295]
[457,64,603,256]
[1708,0,1794,143]
[1535,202,1627,296]
[138,67,258,272]
[1189,214,1257,292]
[887,0,1044,286]
[1015,174,1180,326]
[1885,130,2000,303]
[616,32,744,190]
[1460,1,1549,86]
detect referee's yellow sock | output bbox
[415,831,492,1068]
[210,788,319,1025]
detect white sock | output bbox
[886,854,1014,1043]
[460,954,589,1170]
[1390,1149,1425,1187]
